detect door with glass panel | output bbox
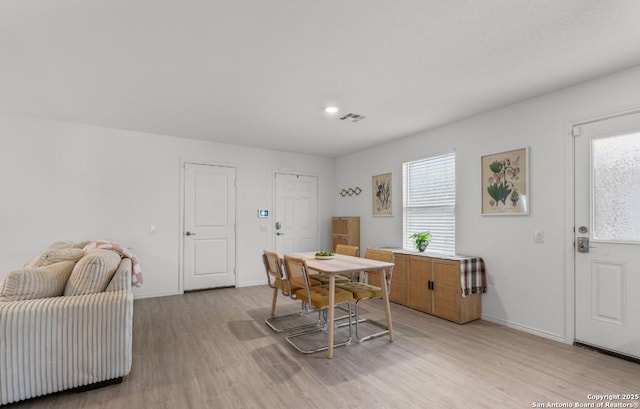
[573,112,640,359]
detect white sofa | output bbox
[0,243,134,405]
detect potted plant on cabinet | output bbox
[409,231,432,252]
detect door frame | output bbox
[179,158,238,294]
[271,168,320,251]
[564,107,640,345]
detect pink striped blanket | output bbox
[460,257,487,297]
[83,240,143,287]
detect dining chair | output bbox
[335,243,359,257]
[263,250,319,333]
[309,244,360,319]
[310,244,360,284]
[283,255,354,354]
[336,248,394,342]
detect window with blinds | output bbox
[402,153,455,255]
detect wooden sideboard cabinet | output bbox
[406,255,432,312]
[389,253,407,304]
[382,251,482,324]
[331,217,360,252]
[367,250,407,304]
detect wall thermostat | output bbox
[258,209,269,218]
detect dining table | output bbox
[285,252,395,359]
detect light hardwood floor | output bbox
[10,285,640,409]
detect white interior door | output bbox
[574,112,640,359]
[183,163,236,291]
[274,173,319,254]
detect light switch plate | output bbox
[534,230,544,243]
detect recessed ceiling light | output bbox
[324,106,339,114]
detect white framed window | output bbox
[402,153,456,254]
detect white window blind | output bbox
[403,153,456,254]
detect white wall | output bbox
[2,65,639,342]
[333,65,640,342]
[0,117,336,298]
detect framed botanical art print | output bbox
[372,172,393,216]
[481,147,529,215]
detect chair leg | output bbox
[265,301,322,333]
[285,303,353,354]
[352,299,389,343]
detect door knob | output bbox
[185,231,196,236]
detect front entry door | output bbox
[274,173,319,254]
[183,163,236,291]
[573,111,640,359]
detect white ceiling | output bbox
[2,1,640,157]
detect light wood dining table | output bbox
[285,252,395,358]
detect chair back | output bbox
[364,248,395,290]
[263,250,289,294]
[334,244,360,280]
[335,244,359,257]
[283,255,313,301]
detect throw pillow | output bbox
[27,247,85,268]
[47,241,74,250]
[0,260,76,302]
[47,241,90,250]
[64,249,122,296]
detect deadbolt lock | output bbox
[577,237,589,253]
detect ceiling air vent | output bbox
[339,113,366,123]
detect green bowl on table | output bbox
[315,251,335,260]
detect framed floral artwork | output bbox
[481,147,529,215]
[372,172,393,216]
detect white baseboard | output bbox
[237,280,267,288]
[482,314,567,344]
[133,290,180,300]
[132,282,267,299]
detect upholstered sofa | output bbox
[0,242,134,405]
